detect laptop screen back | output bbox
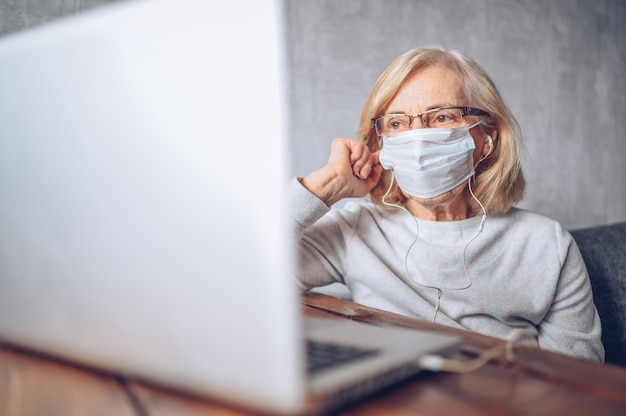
[0,0,304,412]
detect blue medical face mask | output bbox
[378,122,481,199]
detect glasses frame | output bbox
[371,106,490,136]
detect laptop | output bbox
[0,0,461,414]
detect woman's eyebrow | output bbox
[385,104,456,115]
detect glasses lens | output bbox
[377,114,411,136]
[423,108,464,128]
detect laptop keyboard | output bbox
[306,340,380,376]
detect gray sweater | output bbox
[289,178,605,362]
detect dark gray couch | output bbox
[571,222,626,368]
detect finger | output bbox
[326,139,354,177]
[350,145,372,177]
[348,142,365,164]
[356,150,381,180]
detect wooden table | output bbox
[1,293,626,415]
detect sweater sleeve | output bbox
[286,177,348,291]
[287,177,331,238]
[537,222,605,362]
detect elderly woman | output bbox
[288,47,604,362]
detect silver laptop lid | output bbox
[0,0,304,413]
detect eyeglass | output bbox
[371,107,490,136]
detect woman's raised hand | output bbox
[301,139,382,206]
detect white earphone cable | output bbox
[381,172,487,322]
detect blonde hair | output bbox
[358,47,525,216]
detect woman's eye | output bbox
[390,121,401,130]
[378,115,411,134]
[387,116,409,131]
[430,109,461,127]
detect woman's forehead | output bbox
[388,66,466,113]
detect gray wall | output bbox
[0,0,115,33]
[2,0,625,229]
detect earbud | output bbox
[482,135,493,159]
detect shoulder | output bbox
[508,208,569,236]
[506,207,556,224]
[500,207,574,254]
